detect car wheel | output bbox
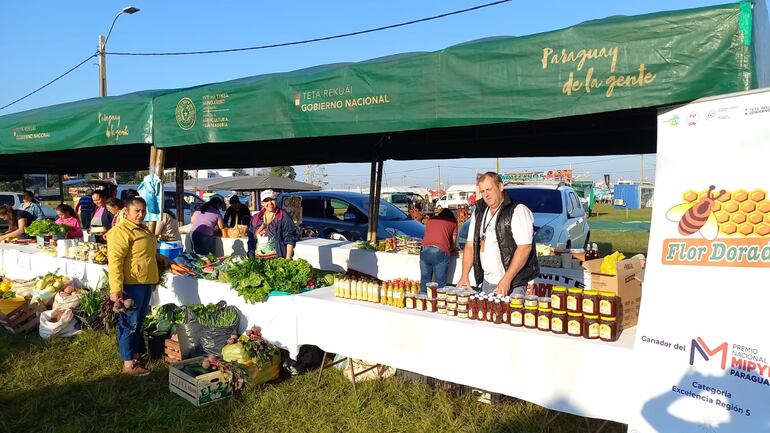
[328,231,349,241]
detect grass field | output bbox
[589,203,652,256]
[0,330,626,433]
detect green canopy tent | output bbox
[0,1,766,236]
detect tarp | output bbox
[0,90,167,155]
[151,2,761,149]
[0,2,766,171]
[204,175,321,192]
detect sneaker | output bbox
[123,361,150,377]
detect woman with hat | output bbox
[247,190,297,259]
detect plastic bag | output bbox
[11,281,35,298]
[599,251,626,275]
[221,342,251,364]
[39,308,79,339]
[30,289,57,308]
[53,292,81,310]
[175,307,204,359]
[200,317,239,357]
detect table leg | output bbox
[316,351,346,386]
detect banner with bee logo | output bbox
[628,88,770,433]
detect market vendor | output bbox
[17,191,45,221]
[106,196,174,376]
[224,195,251,228]
[157,210,181,242]
[190,197,225,255]
[55,204,83,240]
[457,172,539,296]
[105,198,126,231]
[89,190,114,238]
[247,190,297,259]
[420,208,457,291]
[0,204,33,241]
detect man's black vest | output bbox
[472,194,540,290]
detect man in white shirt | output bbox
[457,172,539,296]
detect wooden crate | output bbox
[0,298,42,334]
[164,337,183,364]
[169,357,232,406]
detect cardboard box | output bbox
[169,357,232,406]
[582,257,644,329]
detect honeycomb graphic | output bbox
[682,188,769,237]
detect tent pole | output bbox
[175,163,185,225]
[367,159,377,241]
[58,174,65,204]
[372,160,384,242]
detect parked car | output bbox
[434,184,476,209]
[278,191,425,241]
[116,185,205,224]
[0,192,57,219]
[458,185,590,249]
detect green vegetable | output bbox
[2,291,16,299]
[25,220,70,237]
[76,288,101,317]
[226,258,312,303]
[356,241,377,251]
[196,304,238,328]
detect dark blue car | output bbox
[278,191,425,241]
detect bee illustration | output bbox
[666,185,726,240]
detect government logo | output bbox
[176,97,196,130]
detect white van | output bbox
[434,184,476,209]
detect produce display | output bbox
[68,242,108,264]
[226,257,313,303]
[0,278,15,299]
[24,219,70,237]
[356,235,421,255]
[171,253,242,281]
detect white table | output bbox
[293,287,635,423]
[0,244,301,357]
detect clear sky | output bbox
[0,0,746,189]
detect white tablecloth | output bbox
[293,287,635,423]
[0,244,301,357]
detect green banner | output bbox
[152,2,757,148]
[0,2,762,156]
[0,91,162,155]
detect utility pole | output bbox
[640,154,644,184]
[495,157,500,174]
[437,164,441,193]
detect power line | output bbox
[0,53,98,113]
[107,0,511,57]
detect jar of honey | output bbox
[567,312,583,337]
[426,297,437,313]
[524,295,539,308]
[538,297,551,310]
[510,300,524,327]
[405,293,416,309]
[581,290,598,315]
[600,316,619,342]
[537,307,552,331]
[426,282,439,298]
[599,291,618,317]
[523,306,538,329]
[414,294,425,311]
[582,314,600,339]
[437,287,447,301]
[567,288,583,312]
[551,310,567,334]
[551,286,567,310]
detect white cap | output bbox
[261,190,276,201]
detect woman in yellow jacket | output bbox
[107,197,173,376]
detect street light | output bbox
[98,6,139,97]
[97,6,138,180]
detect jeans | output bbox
[191,231,216,255]
[419,246,450,292]
[81,212,92,230]
[480,280,526,297]
[116,284,152,361]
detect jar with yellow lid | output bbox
[537,308,551,331]
[599,316,618,341]
[551,286,567,310]
[581,290,598,315]
[510,301,524,327]
[551,310,566,334]
[567,312,583,337]
[523,306,538,329]
[599,291,618,317]
[566,288,583,312]
[582,314,600,339]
